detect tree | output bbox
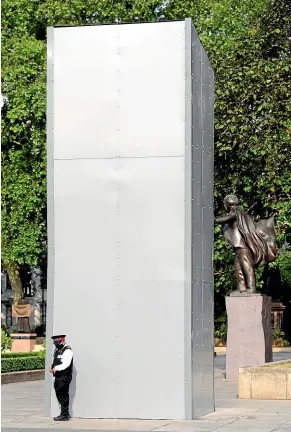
[1,1,47,304]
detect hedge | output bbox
[1,356,45,373]
[1,351,41,359]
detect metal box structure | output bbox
[46,19,214,420]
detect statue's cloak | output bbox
[235,209,277,266]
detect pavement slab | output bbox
[2,357,291,432]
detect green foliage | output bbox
[38,340,46,359]
[1,351,41,358]
[1,324,9,336]
[276,250,291,287]
[273,331,286,340]
[1,329,13,353]
[1,355,45,373]
[261,248,291,309]
[1,0,47,302]
[214,323,227,341]
[272,330,290,347]
[214,313,228,341]
[1,33,47,267]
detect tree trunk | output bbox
[5,262,31,332]
[5,261,23,305]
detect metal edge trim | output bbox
[44,26,54,417]
[184,17,193,420]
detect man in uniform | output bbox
[49,334,73,421]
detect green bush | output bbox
[214,323,227,341]
[214,314,228,341]
[1,356,45,373]
[273,330,285,340]
[38,343,46,359]
[1,324,9,335]
[277,250,291,287]
[272,330,290,347]
[1,351,40,358]
[1,329,12,353]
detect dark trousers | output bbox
[234,248,256,292]
[54,376,71,417]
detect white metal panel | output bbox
[115,23,185,158]
[117,157,185,282]
[53,26,118,160]
[50,21,189,419]
[116,157,185,418]
[53,159,118,418]
[53,22,185,160]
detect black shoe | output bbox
[54,415,70,421]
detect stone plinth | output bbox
[11,333,37,352]
[239,360,291,399]
[225,294,272,382]
[1,369,45,384]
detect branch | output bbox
[247,202,258,212]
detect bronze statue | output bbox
[216,195,277,294]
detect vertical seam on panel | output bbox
[115,23,121,417]
[200,46,204,410]
[211,66,215,406]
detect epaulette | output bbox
[63,345,72,351]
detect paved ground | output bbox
[2,354,291,432]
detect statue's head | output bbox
[223,194,239,212]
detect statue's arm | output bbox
[216,213,237,224]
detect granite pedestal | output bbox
[226,294,273,382]
[11,333,37,352]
